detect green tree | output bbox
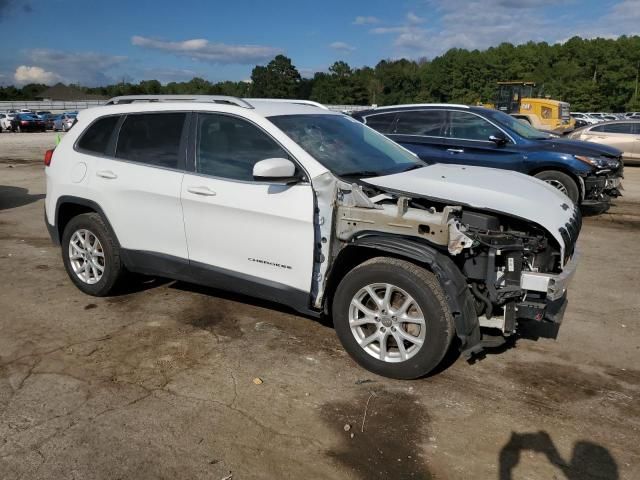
[250,55,301,98]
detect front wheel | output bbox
[534,170,580,204]
[332,257,454,379]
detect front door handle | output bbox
[447,148,464,154]
[187,186,217,196]
[96,170,117,179]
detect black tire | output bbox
[61,212,125,296]
[332,257,455,379]
[534,170,580,204]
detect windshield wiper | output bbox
[398,164,425,173]
[339,170,381,178]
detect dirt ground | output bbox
[1,132,639,480]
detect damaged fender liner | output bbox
[348,234,482,357]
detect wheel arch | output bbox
[54,196,120,248]
[324,234,482,356]
[528,165,583,201]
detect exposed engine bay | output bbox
[310,172,580,354]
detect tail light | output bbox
[44,149,54,166]
[21,121,28,125]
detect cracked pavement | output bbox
[1,132,639,479]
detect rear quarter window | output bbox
[76,115,120,155]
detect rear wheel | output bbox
[332,257,454,379]
[534,170,580,204]
[61,213,125,296]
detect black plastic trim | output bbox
[121,249,318,317]
[52,196,120,247]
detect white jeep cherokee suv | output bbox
[45,95,580,379]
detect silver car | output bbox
[53,113,78,132]
[568,120,640,165]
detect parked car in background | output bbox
[568,120,640,165]
[352,104,623,207]
[36,111,52,119]
[53,112,77,132]
[571,112,599,125]
[43,114,59,130]
[0,113,11,131]
[624,112,640,119]
[10,113,46,132]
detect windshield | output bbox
[269,114,424,177]
[484,109,552,140]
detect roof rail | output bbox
[373,103,470,110]
[105,95,254,109]
[245,98,329,110]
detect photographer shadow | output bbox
[499,431,618,480]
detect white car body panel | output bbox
[181,174,315,292]
[364,163,575,257]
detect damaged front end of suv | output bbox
[310,164,581,359]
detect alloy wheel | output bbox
[349,283,426,363]
[68,229,105,284]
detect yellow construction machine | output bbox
[494,81,575,133]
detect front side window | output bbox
[269,114,424,178]
[116,112,186,169]
[364,113,397,134]
[196,113,290,181]
[447,111,503,141]
[77,115,120,155]
[395,110,447,136]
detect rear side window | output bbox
[77,115,120,155]
[591,123,634,134]
[116,112,186,169]
[395,110,447,136]
[364,113,397,134]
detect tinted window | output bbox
[395,110,446,136]
[447,111,502,141]
[197,114,289,181]
[77,116,119,154]
[116,113,186,169]
[364,113,396,134]
[591,123,634,134]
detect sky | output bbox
[1,0,639,87]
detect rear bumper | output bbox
[45,209,60,246]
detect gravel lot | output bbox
[1,132,639,479]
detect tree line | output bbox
[2,35,639,111]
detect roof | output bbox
[37,83,107,101]
[77,98,340,124]
[83,95,342,117]
[351,103,477,118]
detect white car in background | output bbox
[0,113,12,131]
[570,112,600,125]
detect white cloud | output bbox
[131,35,282,64]
[329,41,356,52]
[14,65,60,85]
[353,15,380,25]
[369,0,638,59]
[406,12,425,24]
[26,49,127,86]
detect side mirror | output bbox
[489,132,508,145]
[252,158,301,184]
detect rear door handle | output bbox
[96,170,117,179]
[187,186,217,196]
[447,148,464,154]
